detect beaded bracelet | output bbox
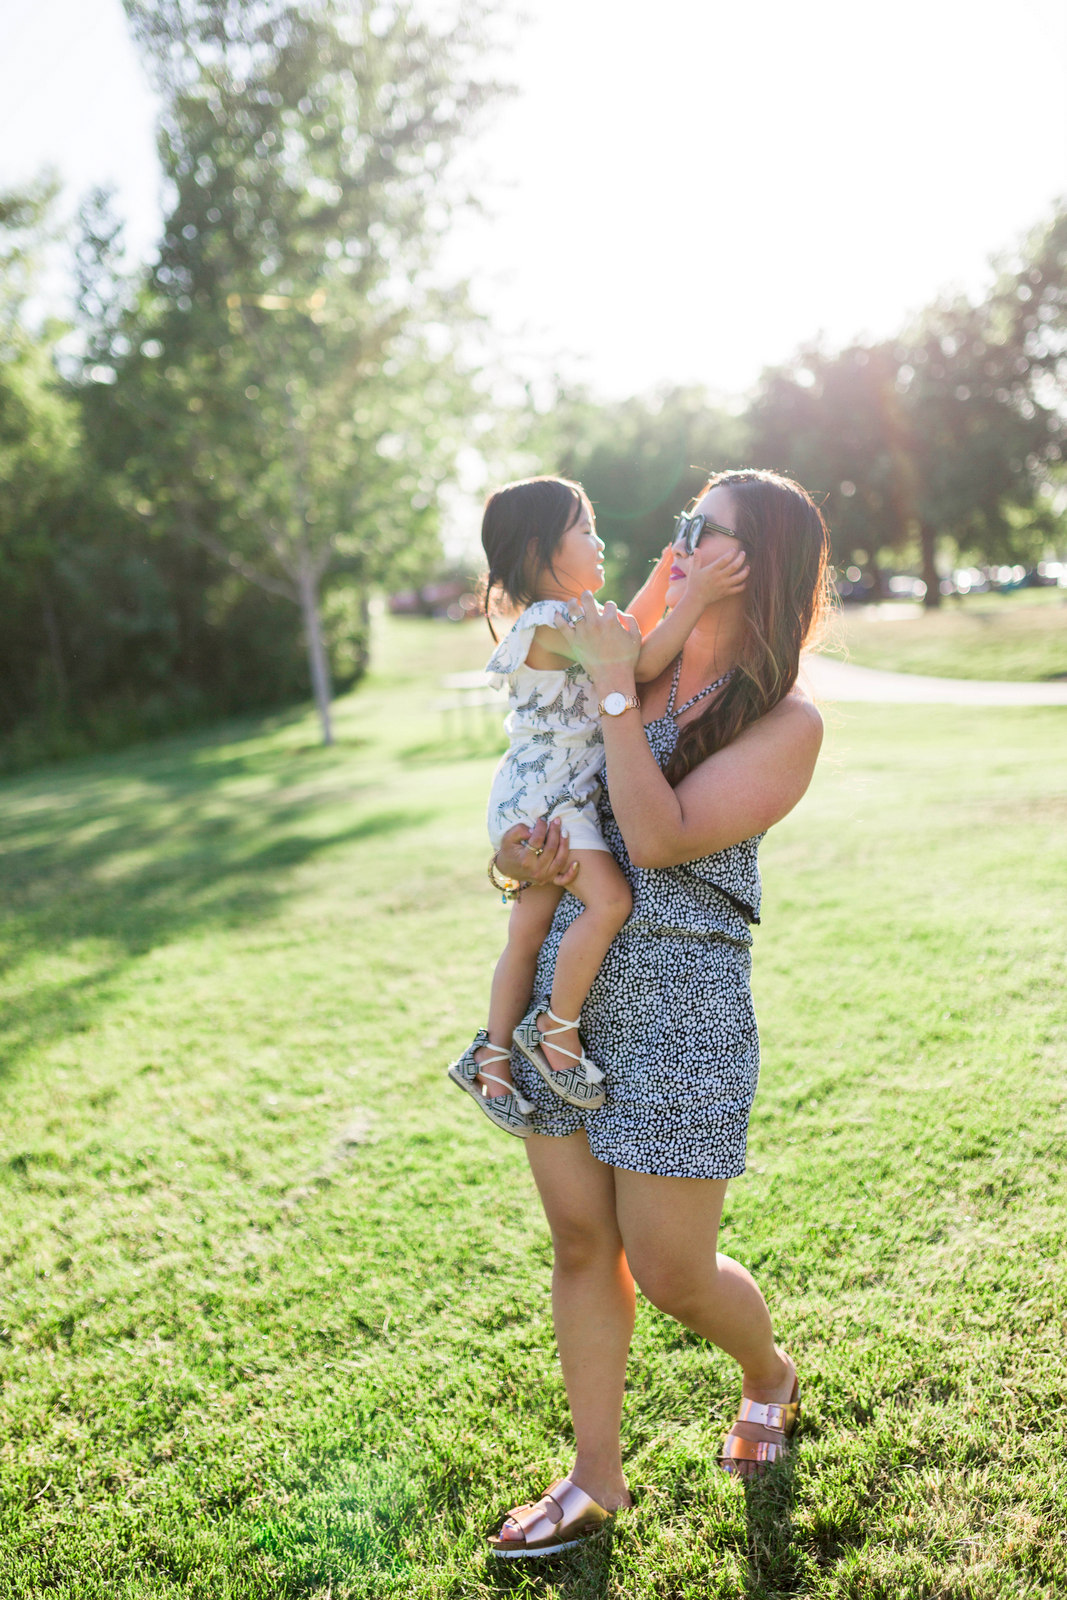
[488,854,531,903]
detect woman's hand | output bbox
[496,817,578,888]
[552,592,641,690]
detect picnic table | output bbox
[435,670,507,737]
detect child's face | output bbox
[549,501,605,597]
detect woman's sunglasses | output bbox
[672,511,742,555]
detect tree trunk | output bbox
[40,583,69,706]
[866,558,887,601]
[919,522,942,609]
[298,567,334,745]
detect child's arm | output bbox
[633,545,749,682]
[527,622,581,669]
[625,546,674,637]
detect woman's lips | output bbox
[669,565,686,580]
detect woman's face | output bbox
[666,486,746,606]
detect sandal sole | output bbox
[447,1065,532,1138]
[490,1533,604,1558]
[512,1036,606,1110]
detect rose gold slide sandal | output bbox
[719,1378,801,1475]
[487,1476,613,1558]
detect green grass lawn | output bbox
[833,587,1067,681]
[1,617,1065,1599]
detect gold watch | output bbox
[598,691,641,717]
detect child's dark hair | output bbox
[482,476,589,636]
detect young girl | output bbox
[447,475,748,1136]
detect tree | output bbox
[0,326,81,722]
[991,202,1067,411]
[0,181,83,727]
[116,0,500,741]
[747,299,1062,607]
[0,180,330,769]
[895,294,1059,601]
[747,342,916,597]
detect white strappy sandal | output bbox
[513,1005,606,1109]
[447,1030,535,1138]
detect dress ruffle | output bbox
[485,601,570,686]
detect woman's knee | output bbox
[629,1250,716,1320]
[550,1216,624,1275]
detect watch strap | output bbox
[598,692,641,716]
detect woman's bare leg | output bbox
[494,1131,634,1539]
[476,885,562,1096]
[614,1170,796,1479]
[538,850,632,1072]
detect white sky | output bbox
[1,0,1066,400]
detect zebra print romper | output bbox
[485,600,611,854]
[511,658,764,1180]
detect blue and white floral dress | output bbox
[485,601,610,854]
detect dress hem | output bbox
[530,1122,747,1182]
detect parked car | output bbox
[388,579,481,620]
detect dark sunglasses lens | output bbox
[686,515,705,554]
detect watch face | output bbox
[603,692,626,715]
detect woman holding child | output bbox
[450,468,831,1556]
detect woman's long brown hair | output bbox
[665,469,833,786]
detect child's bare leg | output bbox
[476,884,563,1096]
[538,850,632,1072]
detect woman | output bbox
[486,468,831,1558]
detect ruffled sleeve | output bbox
[485,601,570,686]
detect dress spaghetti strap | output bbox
[674,667,734,720]
[664,656,684,717]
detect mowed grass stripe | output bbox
[1,619,1064,1599]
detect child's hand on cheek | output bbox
[684,547,748,607]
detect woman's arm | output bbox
[605,692,822,867]
[625,546,672,636]
[558,593,823,868]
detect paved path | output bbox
[800,655,1067,706]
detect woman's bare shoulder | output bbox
[752,685,823,751]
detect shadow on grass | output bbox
[483,1521,618,1598]
[740,1454,801,1596]
[400,735,505,764]
[0,725,434,1079]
